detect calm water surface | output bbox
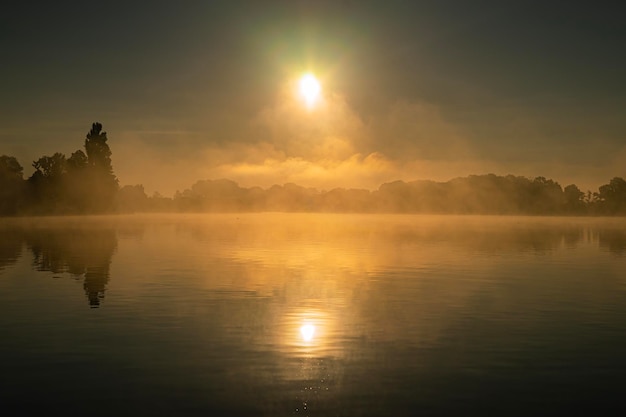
[1,214,625,416]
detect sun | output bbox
[298,73,321,108]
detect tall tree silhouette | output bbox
[83,122,118,212]
[63,150,90,212]
[85,123,113,173]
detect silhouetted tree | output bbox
[116,184,149,212]
[61,150,90,212]
[170,174,594,214]
[265,183,318,212]
[148,191,175,212]
[18,123,118,214]
[597,177,626,214]
[82,123,118,212]
[1,155,24,180]
[27,153,69,212]
[375,180,416,212]
[564,184,585,214]
[32,152,67,179]
[528,176,564,214]
[0,155,25,215]
[67,149,88,171]
[85,123,113,172]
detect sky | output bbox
[1,0,625,196]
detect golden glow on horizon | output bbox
[298,73,321,108]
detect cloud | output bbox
[111,79,622,196]
[112,84,486,194]
[207,152,397,190]
[250,88,364,160]
[184,85,478,191]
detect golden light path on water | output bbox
[279,307,341,359]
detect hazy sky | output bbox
[2,0,624,195]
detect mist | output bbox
[108,83,623,198]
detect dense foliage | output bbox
[1,123,118,215]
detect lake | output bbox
[1,214,625,416]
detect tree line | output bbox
[1,123,117,215]
[1,122,626,215]
[147,175,626,215]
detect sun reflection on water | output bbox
[300,323,316,343]
[279,307,342,359]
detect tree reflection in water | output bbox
[0,226,23,271]
[0,221,117,307]
[598,229,626,255]
[30,226,116,307]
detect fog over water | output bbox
[1,214,625,415]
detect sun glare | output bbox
[298,73,321,107]
[300,323,316,342]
